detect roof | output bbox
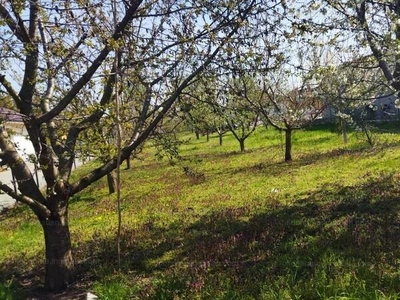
[0,107,24,123]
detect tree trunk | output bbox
[125,154,131,170]
[361,123,374,146]
[195,129,200,140]
[239,139,245,152]
[107,171,116,194]
[41,209,75,291]
[342,118,348,145]
[206,131,210,142]
[285,128,292,161]
[219,133,223,146]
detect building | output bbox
[0,107,35,160]
[369,93,400,121]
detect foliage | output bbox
[300,0,400,95]
[178,75,222,139]
[151,129,185,162]
[315,54,384,145]
[219,75,261,152]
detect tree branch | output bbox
[355,1,398,90]
[38,19,60,154]
[53,33,88,74]
[37,0,144,124]
[18,0,39,113]
[0,74,23,107]
[0,182,50,218]
[0,126,46,205]
[69,11,246,195]
[57,64,118,182]
[0,3,30,42]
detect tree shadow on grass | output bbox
[203,137,400,183]
[231,145,383,178]
[3,174,400,298]
[166,174,400,298]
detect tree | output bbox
[258,69,325,161]
[241,35,331,161]
[220,75,260,152]
[178,73,230,143]
[180,90,218,141]
[302,0,400,97]
[315,55,383,145]
[313,0,400,144]
[0,0,265,291]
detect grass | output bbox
[2,122,400,299]
[0,277,23,300]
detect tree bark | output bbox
[239,139,245,152]
[107,171,116,194]
[219,132,223,146]
[342,118,348,145]
[361,122,374,146]
[41,208,75,291]
[125,155,131,170]
[285,128,292,161]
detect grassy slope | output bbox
[2,124,400,299]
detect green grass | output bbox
[2,123,400,299]
[0,277,23,300]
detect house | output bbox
[0,108,39,211]
[0,107,25,133]
[368,93,400,121]
[0,107,35,160]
